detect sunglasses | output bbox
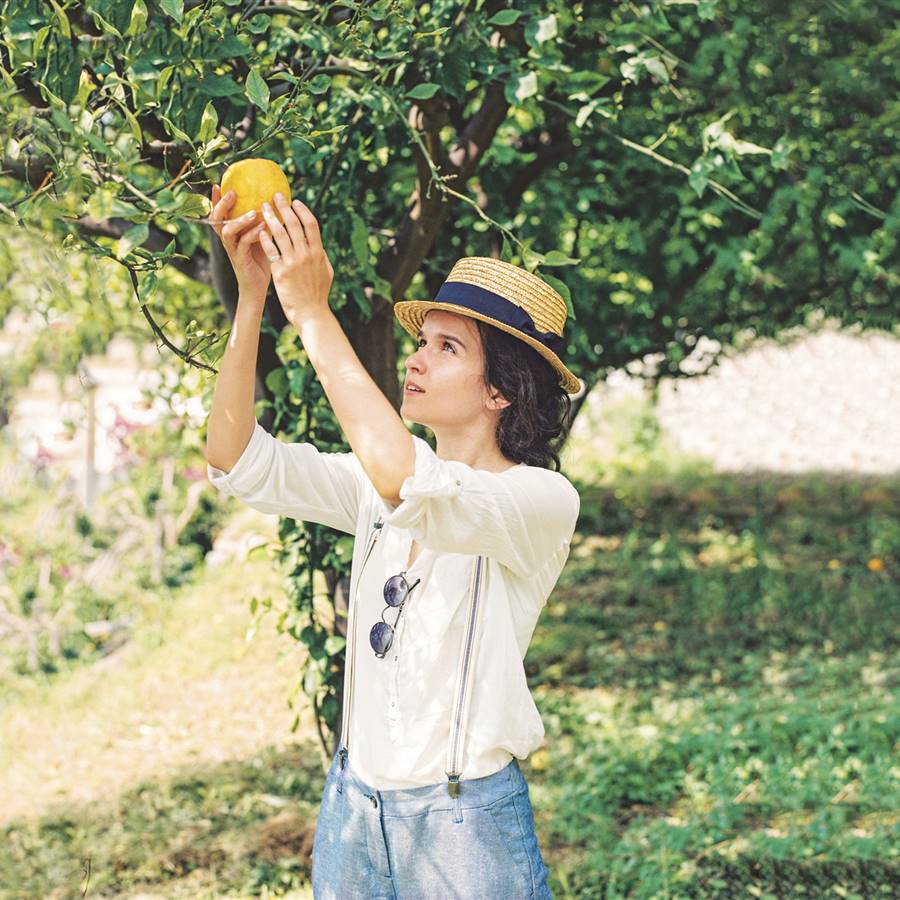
[369,572,422,658]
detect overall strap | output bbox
[339,515,384,763]
[445,554,487,797]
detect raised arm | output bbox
[257,193,417,502]
[205,180,273,472]
[205,299,265,473]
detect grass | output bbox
[0,393,898,898]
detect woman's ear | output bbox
[488,387,511,411]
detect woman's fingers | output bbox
[260,198,295,257]
[209,186,236,238]
[222,209,258,245]
[272,193,308,250]
[239,222,266,247]
[291,198,322,250]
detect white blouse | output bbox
[207,422,580,790]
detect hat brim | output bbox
[393,300,583,396]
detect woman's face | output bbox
[401,310,504,428]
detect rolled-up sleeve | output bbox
[381,435,580,578]
[206,421,367,535]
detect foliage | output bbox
[0,380,229,696]
[1,454,897,897]
[1,0,896,757]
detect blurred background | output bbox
[1,1,898,898]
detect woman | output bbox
[205,184,582,899]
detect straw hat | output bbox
[393,257,582,395]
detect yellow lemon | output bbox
[220,158,292,223]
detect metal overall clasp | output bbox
[446,773,460,797]
[337,746,348,794]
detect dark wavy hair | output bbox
[473,319,574,471]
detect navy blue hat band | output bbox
[433,281,565,356]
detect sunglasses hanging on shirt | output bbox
[370,572,422,658]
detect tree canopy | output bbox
[2,0,896,750]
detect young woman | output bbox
[206,185,582,899]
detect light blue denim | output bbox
[311,743,553,899]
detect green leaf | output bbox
[86,189,143,221]
[127,0,148,36]
[324,635,346,655]
[406,82,440,100]
[0,63,16,91]
[246,67,269,112]
[50,109,75,134]
[83,128,111,156]
[540,272,575,320]
[160,114,192,144]
[157,65,176,104]
[688,157,711,197]
[119,103,144,147]
[89,10,123,38]
[266,367,287,394]
[575,102,595,128]
[47,0,71,38]
[350,213,368,267]
[178,194,208,218]
[116,223,149,257]
[437,53,471,101]
[159,0,184,24]
[532,14,557,44]
[487,10,524,26]
[199,74,245,98]
[698,0,718,20]
[542,250,581,267]
[643,56,670,84]
[371,272,394,301]
[308,74,331,94]
[520,246,544,272]
[198,100,218,144]
[246,13,271,34]
[771,136,793,171]
[33,25,51,58]
[140,272,158,298]
[505,71,538,106]
[414,26,450,39]
[349,283,371,318]
[732,139,772,156]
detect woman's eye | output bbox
[416,338,454,353]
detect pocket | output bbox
[485,790,534,894]
[312,752,343,873]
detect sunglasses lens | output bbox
[384,574,408,607]
[370,621,394,655]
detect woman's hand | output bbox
[208,183,271,303]
[259,193,335,327]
